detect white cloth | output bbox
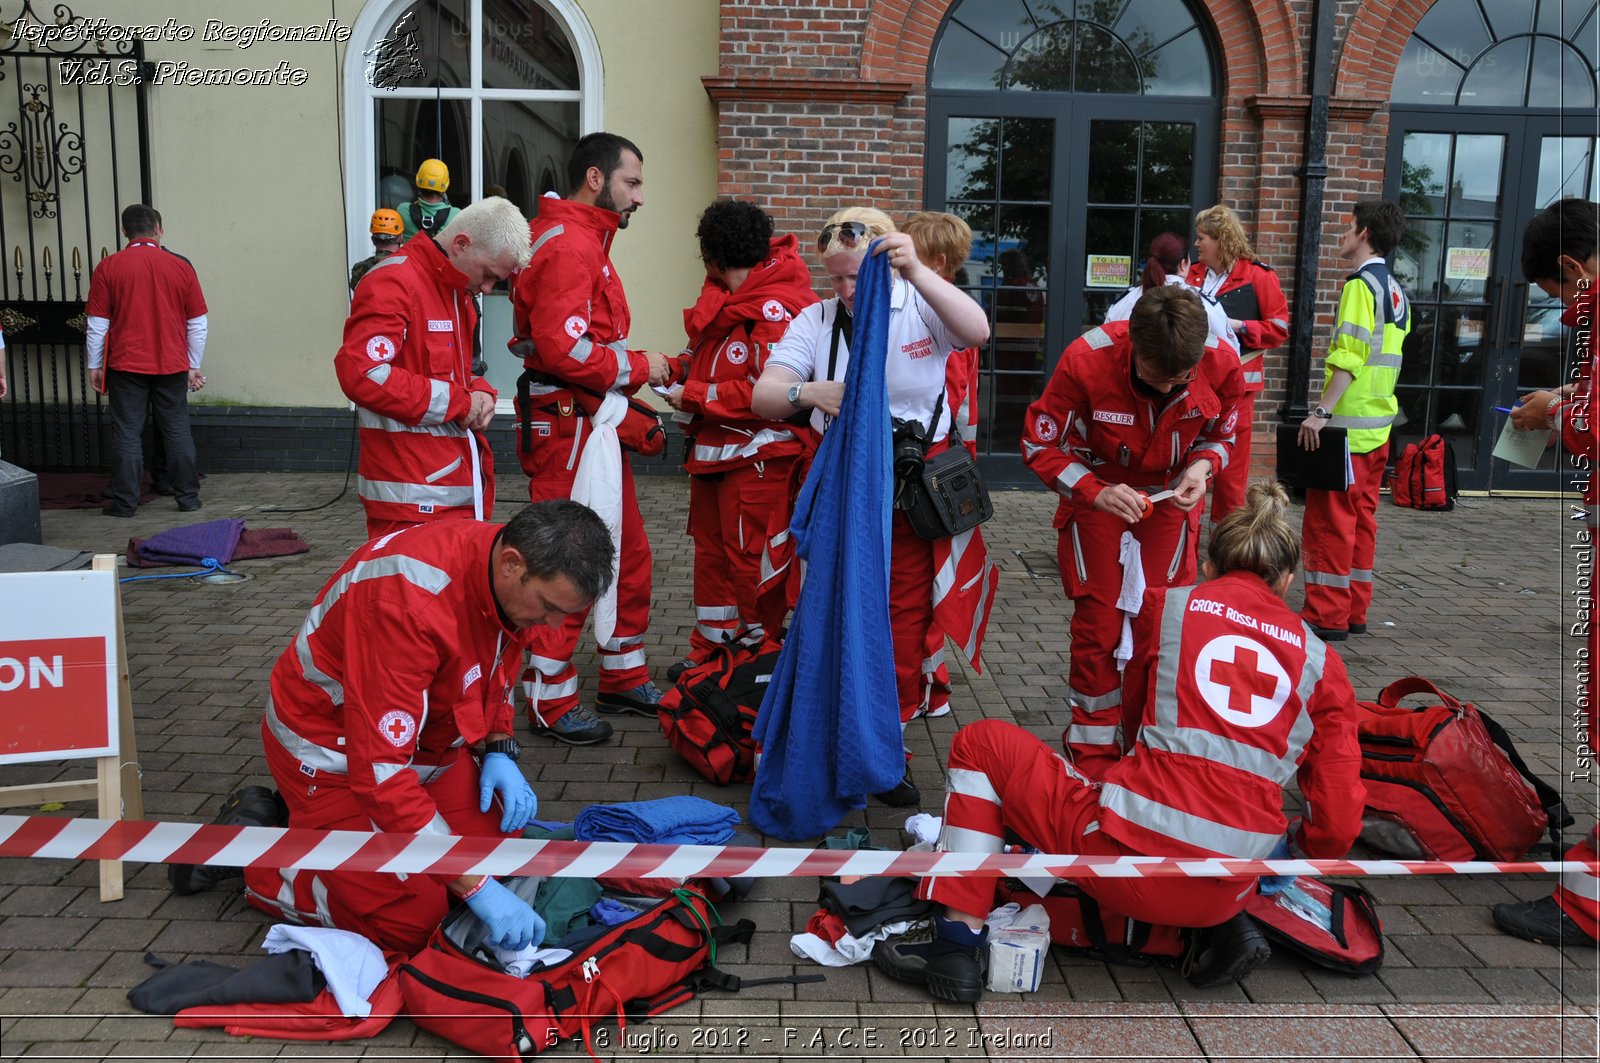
[1114,531,1147,669]
[571,393,626,644]
[903,813,942,847]
[493,945,573,979]
[261,924,388,1018]
[768,277,958,439]
[790,918,924,967]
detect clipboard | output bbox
[1275,423,1351,491]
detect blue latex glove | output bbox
[478,752,537,834]
[1259,834,1295,896]
[464,878,546,951]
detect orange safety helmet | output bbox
[370,209,404,239]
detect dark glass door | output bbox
[927,95,1215,474]
[1388,116,1600,490]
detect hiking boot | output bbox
[168,785,286,896]
[596,681,664,717]
[665,657,698,683]
[1185,912,1272,987]
[873,764,921,808]
[530,703,614,745]
[874,915,987,1003]
[1493,896,1599,948]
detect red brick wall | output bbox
[708,0,1436,475]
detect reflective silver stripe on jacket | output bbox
[529,224,564,258]
[358,408,469,437]
[357,478,477,508]
[366,363,392,385]
[424,457,463,484]
[1303,569,1350,588]
[692,427,796,464]
[293,553,453,704]
[421,379,452,426]
[947,767,999,803]
[1083,327,1113,349]
[1334,321,1372,345]
[1327,414,1393,430]
[1243,370,1264,384]
[1099,782,1282,857]
[611,341,632,389]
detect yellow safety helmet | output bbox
[414,158,450,193]
[370,209,404,238]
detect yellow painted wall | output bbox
[13,0,717,407]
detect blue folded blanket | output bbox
[574,796,740,845]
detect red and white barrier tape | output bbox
[1,815,1594,881]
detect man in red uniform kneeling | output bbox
[169,501,614,956]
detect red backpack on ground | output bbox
[657,640,781,785]
[994,878,1184,966]
[1244,878,1384,975]
[1356,677,1570,861]
[1390,433,1457,510]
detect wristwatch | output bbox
[787,382,805,407]
[483,737,521,763]
[1312,405,1331,419]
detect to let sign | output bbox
[0,570,119,764]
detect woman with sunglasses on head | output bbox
[1183,205,1290,526]
[1019,286,1245,778]
[752,206,990,806]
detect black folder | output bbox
[1275,423,1350,491]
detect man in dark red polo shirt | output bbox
[85,204,209,516]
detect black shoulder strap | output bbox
[827,300,850,381]
[410,201,427,232]
[1475,706,1574,857]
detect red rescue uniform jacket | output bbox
[1184,257,1289,394]
[512,197,651,406]
[84,240,207,375]
[1020,322,1245,525]
[335,233,495,526]
[263,520,527,837]
[668,235,818,474]
[1108,571,1366,859]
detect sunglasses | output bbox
[818,221,870,253]
[1136,358,1198,388]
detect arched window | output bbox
[926,0,1218,460]
[1392,0,1597,107]
[932,0,1213,95]
[344,0,602,404]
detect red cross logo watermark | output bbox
[1193,634,1290,728]
[378,709,417,748]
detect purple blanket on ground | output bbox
[128,518,245,567]
[127,525,311,568]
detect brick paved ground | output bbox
[1,472,1597,1061]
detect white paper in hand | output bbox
[1491,417,1553,468]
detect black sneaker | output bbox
[1308,624,1348,642]
[596,681,664,717]
[177,499,203,513]
[1348,622,1368,635]
[665,657,698,683]
[873,764,921,807]
[168,786,286,896]
[874,916,987,1002]
[1493,896,1599,948]
[530,703,614,745]
[1185,912,1272,987]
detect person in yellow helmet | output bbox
[349,208,405,291]
[399,159,462,239]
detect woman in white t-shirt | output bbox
[1104,231,1236,350]
[751,206,989,807]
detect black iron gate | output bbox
[1,0,150,469]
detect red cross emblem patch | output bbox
[564,316,587,339]
[1194,634,1290,728]
[1035,414,1059,442]
[378,709,417,748]
[366,335,396,362]
[726,340,750,365]
[762,299,785,322]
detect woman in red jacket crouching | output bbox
[875,481,1365,1002]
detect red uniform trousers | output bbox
[1301,442,1388,632]
[917,720,1252,927]
[242,723,512,955]
[519,434,652,724]
[1209,391,1256,524]
[891,508,942,726]
[686,460,795,659]
[1057,501,1197,776]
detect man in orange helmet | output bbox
[349,209,404,291]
